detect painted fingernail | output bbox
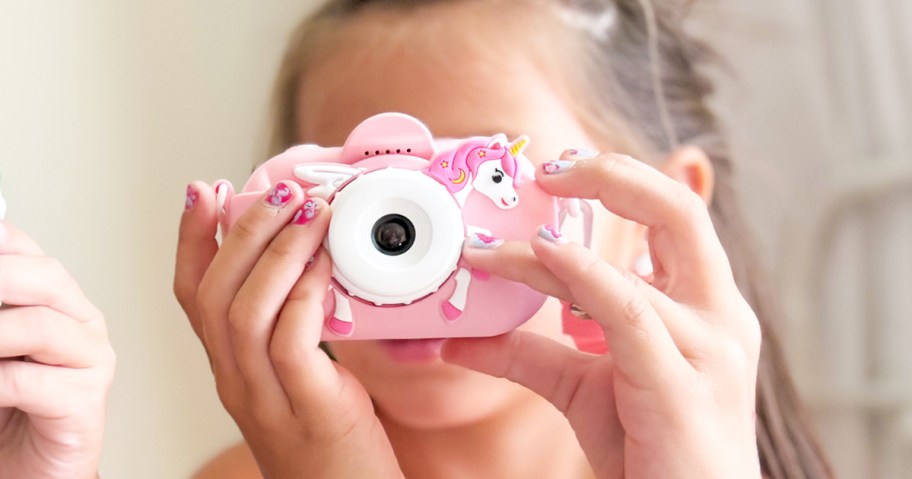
[542,160,574,175]
[185,184,199,210]
[292,199,319,225]
[263,182,294,209]
[538,224,566,244]
[466,232,503,249]
[567,148,599,159]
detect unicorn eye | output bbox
[492,168,504,184]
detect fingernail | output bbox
[185,184,199,211]
[292,199,319,225]
[542,160,574,175]
[567,148,599,159]
[466,232,503,249]
[538,224,566,244]
[263,182,294,209]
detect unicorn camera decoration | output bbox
[216,113,582,340]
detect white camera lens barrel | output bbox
[327,168,465,306]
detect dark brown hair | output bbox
[266,1,834,477]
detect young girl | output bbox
[0,217,115,478]
[174,0,834,477]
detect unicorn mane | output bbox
[426,135,522,194]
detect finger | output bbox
[463,232,705,352]
[442,330,625,475]
[229,199,329,402]
[174,181,219,340]
[196,181,305,375]
[0,254,102,323]
[0,222,45,256]
[443,330,601,412]
[539,152,733,304]
[461,236,572,301]
[198,181,305,313]
[0,360,102,417]
[269,248,340,415]
[0,306,105,367]
[532,233,692,388]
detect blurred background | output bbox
[0,1,909,477]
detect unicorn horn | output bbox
[509,136,530,157]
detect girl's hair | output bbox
[265,1,834,478]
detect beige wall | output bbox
[0,1,319,477]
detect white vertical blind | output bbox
[692,1,911,477]
[777,2,912,478]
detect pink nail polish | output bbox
[538,224,566,244]
[185,184,199,210]
[292,199,318,225]
[263,182,294,208]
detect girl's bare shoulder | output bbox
[192,442,261,479]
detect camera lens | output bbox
[328,168,464,305]
[372,214,416,256]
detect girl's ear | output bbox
[661,145,715,205]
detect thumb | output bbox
[441,330,597,413]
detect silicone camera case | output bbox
[218,113,572,341]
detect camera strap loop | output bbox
[558,198,605,353]
[558,198,594,249]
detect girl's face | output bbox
[294,6,638,430]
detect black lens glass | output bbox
[371,214,415,256]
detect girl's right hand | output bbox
[173,181,402,478]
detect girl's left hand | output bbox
[442,151,762,479]
[0,223,115,479]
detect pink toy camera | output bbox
[218,113,578,341]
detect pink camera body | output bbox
[219,113,568,341]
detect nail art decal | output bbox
[542,160,574,175]
[293,199,318,225]
[538,224,566,244]
[185,184,199,210]
[264,182,293,208]
[466,232,503,249]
